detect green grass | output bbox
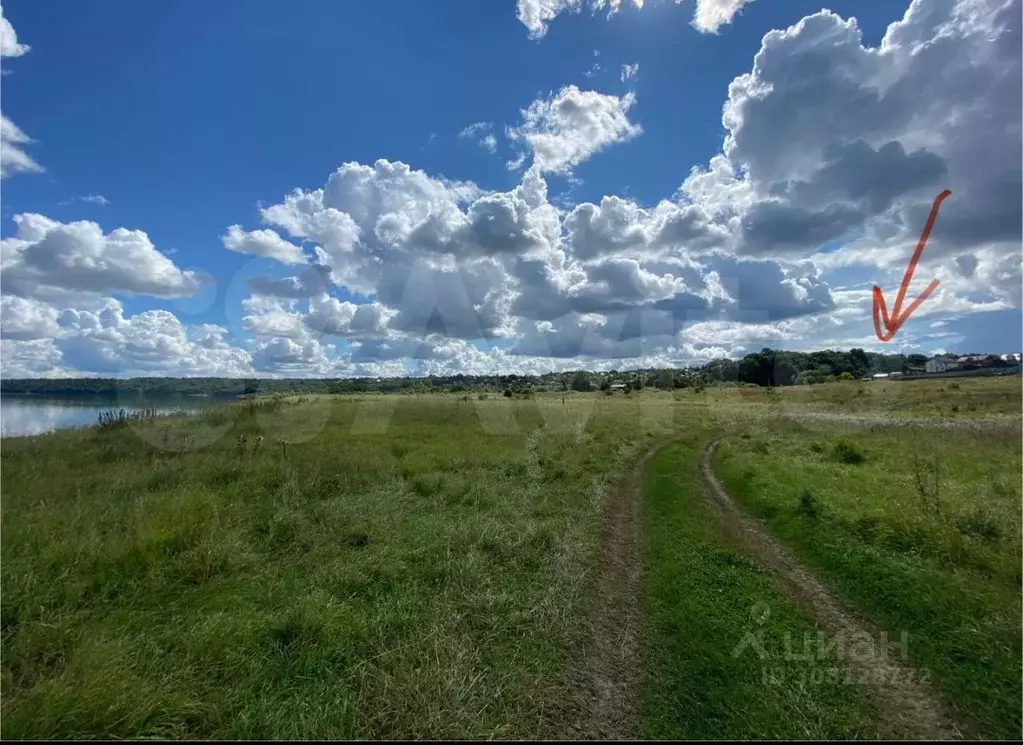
[2,377,1019,739]
[713,421,1023,739]
[702,375,1022,420]
[1,394,662,739]
[641,437,880,739]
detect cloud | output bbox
[562,194,728,260]
[506,85,642,173]
[59,194,111,207]
[703,0,1019,261]
[1,295,61,340]
[251,334,332,374]
[245,146,842,369]
[0,339,66,378]
[1,213,201,300]
[516,0,749,39]
[692,0,754,34]
[459,121,499,154]
[0,13,41,179]
[458,121,492,139]
[0,292,254,378]
[305,294,393,337]
[246,265,332,299]
[6,1,1020,379]
[0,9,29,58]
[240,295,308,339]
[252,161,560,345]
[516,0,584,39]
[620,63,639,82]
[56,300,253,376]
[0,114,42,179]
[222,225,308,265]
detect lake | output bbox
[0,395,225,438]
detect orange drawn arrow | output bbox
[872,189,951,342]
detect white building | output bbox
[925,355,961,374]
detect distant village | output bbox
[869,352,1023,380]
[3,349,1021,397]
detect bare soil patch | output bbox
[545,442,667,740]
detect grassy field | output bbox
[1,377,1020,739]
[713,418,1022,738]
[1,395,661,738]
[687,374,1020,418]
[641,436,880,739]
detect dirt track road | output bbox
[700,437,961,740]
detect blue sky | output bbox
[1,0,1020,378]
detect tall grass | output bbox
[1,394,659,739]
[3,379,1019,738]
[642,440,878,739]
[95,408,161,430]
[713,422,1023,738]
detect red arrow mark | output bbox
[872,189,951,342]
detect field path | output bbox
[700,437,961,740]
[551,441,667,740]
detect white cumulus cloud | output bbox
[506,85,642,174]
[516,0,749,39]
[0,9,29,58]
[692,0,755,34]
[222,225,308,265]
[0,114,41,179]
[1,214,201,300]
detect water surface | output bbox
[0,395,223,438]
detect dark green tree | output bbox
[571,371,592,392]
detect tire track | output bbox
[701,437,961,741]
[550,441,667,740]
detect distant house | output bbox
[872,372,890,380]
[925,355,961,374]
[957,354,988,366]
[609,381,627,391]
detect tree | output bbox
[849,348,870,378]
[655,369,675,389]
[704,358,739,383]
[772,353,799,386]
[599,379,610,392]
[739,353,772,387]
[571,371,592,392]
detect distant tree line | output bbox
[0,348,1013,398]
[701,348,912,387]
